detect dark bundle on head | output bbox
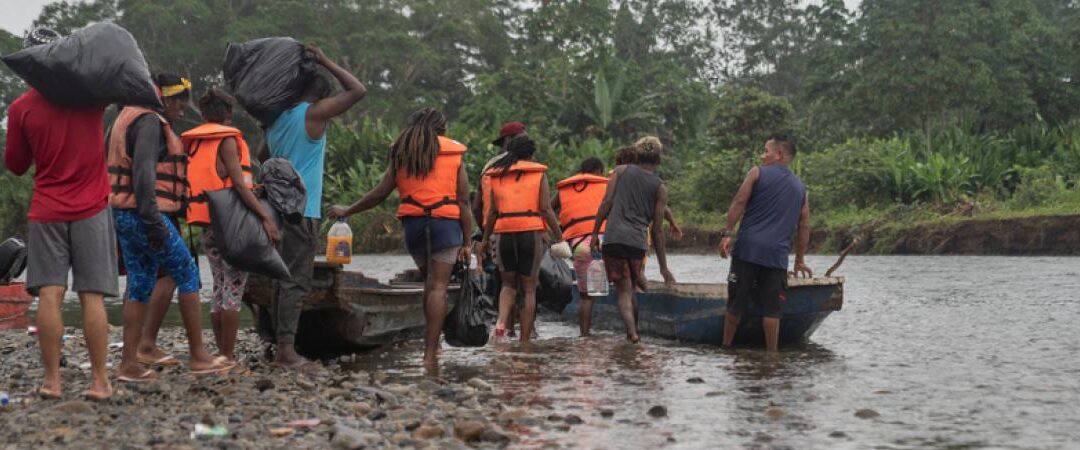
[614,146,638,165]
[768,133,797,158]
[153,73,190,100]
[198,88,235,123]
[579,157,604,175]
[391,108,448,178]
[490,135,536,175]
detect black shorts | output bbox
[727,258,787,318]
[493,231,544,278]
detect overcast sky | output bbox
[1,0,863,36]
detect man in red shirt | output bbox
[3,28,118,401]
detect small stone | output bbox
[829,431,848,438]
[368,410,387,421]
[296,379,316,391]
[434,388,458,400]
[466,378,493,391]
[480,429,511,445]
[52,401,94,415]
[705,391,724,397]
[269,427,294,437]
[647,405,667,418]
[564,414,584,425]
[686,377,705,384]
[417,380,440,392]
[600,409,614,418]
[350,401,373,416]
[414,424,445,440]
[324,388,349,400]
[453,420,487,442]
[765,408,785,420]
[498,408,529,422]
[855,408,880,419]
[331,424,373,450]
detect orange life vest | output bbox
[556,173,608,240]
[181,123,253,226]
[107,106,188,213]
[396,136,466,219]
[485,161,548,233]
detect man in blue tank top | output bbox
[719,134,813,352]
[262,44,367,369]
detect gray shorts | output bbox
[26,207,119,297]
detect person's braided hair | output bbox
[391,108,448,178]
[489,135,537,175]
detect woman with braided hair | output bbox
[328,108,473,368]
[479,135,565,343]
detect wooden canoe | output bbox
[243,262,460,353]
[560,276,844,346]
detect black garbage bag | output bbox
[537,250,575,313]
[443,269,497,347]
[223,38,318,126]
[206,189,291,280]
[0,237,28,284]
[1,23,160,108]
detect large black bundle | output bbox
[0,237,28,284]
[443,269,497,347]
[537,250,575,313]
[1,23,160,108]
[223,38,317,126]
[206,189,291,280]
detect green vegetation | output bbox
[1,0,1078,253]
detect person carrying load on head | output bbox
[183,88,280,365]
[552,157,607,336]
[719,134,813,352]
[328,108,473,370]
[5,27,116,401]
[109,73,234,381]
[262,43,367,370]
[478,135,565,344]
[590,140,676,344]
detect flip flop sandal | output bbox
[37,388,62,400]
[117,369,158,383]
[137,355,181,367]
[82,389,114,402]
[190,359,236,376]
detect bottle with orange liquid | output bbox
[325,218,353,265]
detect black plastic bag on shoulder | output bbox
[206,189,291,280]
[223,37,318,126]
[1,23,160,108]
[444,268,497,347]
[537,249,575,313]
[0,237,28,284]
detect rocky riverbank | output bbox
[0,328,534,449]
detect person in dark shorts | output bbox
[719,134,813,352]
[5,27,116,400]
[328,108,472,369]
[590,141,675,343]
[480,135,564,343]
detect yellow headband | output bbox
[160,78,192,98]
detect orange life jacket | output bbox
[107,106,188,213]
[181,123,253,226]
[556,173,608,240]
[485,160,548,233]
[396,136,466,219]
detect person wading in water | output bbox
[183,89,280,364]
[719,134,812,352]
[480,135,564,343]
[328,108,472,370]
[590,142,675,343]
[552,157,607,336]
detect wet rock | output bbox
[52,401,94,416]
[354,386,400,406]
[324,388,349,400]
[686,377,705,384]
[434,388,458,400]
[414,424,445,440]
[331,424,376,450]
[855,408,880,419]
[417,380,441,392]
[350,401,373,416]
[480,429,511,445]
[705,391,724,397]
[829,431,848,438]
[134,380,166,394]
[368,410,387,421]
[600,409,615,418]
[466,378,493,391]
[546,414,563,422]
[453,420,487,442]
[564,414,584,425]
[296,379,316,391]
[498,408,529,422]
[765,408,785,420]
[372,372,389,385]
[511,394,529,406]
[647,405,667,418]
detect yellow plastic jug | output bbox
[326,218,353,264]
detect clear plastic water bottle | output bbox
[586,252,609,297]
[325,218,353,264]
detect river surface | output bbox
[43,254,1080,448]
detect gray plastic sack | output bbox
[206,189,290,280]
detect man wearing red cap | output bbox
[473,121,527,225]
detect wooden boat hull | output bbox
[0,283,33,332]
[561,277,843,346]
[243,262,460,353]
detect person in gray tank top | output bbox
[590,141,675,344]
[718,134,813,352]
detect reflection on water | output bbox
[36,253,1080,448]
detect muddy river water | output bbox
[53,254,1080,448]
